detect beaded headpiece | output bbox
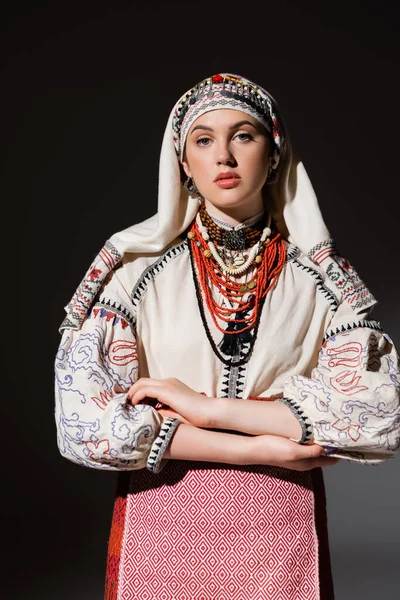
[172,73,284,171]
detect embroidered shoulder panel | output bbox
[323,256,377,313]
[307,239,336,264]
[307,238,377,313]
[131,239,188,309]
[59,241,122,332]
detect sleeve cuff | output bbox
[274,397,314,444]
[146,417,181,474]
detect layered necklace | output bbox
[187,202,286,366]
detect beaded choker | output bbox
[199,201,266,250]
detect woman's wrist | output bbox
[207,396,309,442]
[208,397,233,430]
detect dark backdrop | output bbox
[3,2,399,599]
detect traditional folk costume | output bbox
[54,74,400,600]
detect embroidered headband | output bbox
[172,73,285,170]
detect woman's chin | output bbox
[205,192,256,210]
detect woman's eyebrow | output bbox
[190,120,259,135]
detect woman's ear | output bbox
[180,147,192,178]
[178,162,189,184]
[181,159,192,179]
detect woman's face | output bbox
[181,109,272,213]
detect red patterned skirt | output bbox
[105,463,334,600]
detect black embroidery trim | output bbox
[286,245,301,262]
[275,397,314,444]
[324,319,383,341]
[91,296,136,327]
[293,258,339,312]
[219,344,250,398]
[146,418,180,474]
[131,239,299,312]
[131,240,187,309]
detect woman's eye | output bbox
[196,137,211,146]
[235,132,252,141]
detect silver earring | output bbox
[266,167,279,185]
[184,177,203,200]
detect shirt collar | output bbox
[207,208,266,231]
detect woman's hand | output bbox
[250,434,341,471]
[157,407,193,424]
[126,377,214,428]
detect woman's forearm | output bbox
[209,398,303,440]
[162,423,253,465]
[161,423,337,473]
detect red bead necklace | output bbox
[188,219,286,336]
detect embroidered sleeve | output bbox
[282,299,400,465]
[307,238,377,314]
[55,269,178,471]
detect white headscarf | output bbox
[108,74,330,253]
[60,73,373,332]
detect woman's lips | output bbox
[214,177,241,189]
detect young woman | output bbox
[55,73,400,600]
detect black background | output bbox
[3,2,400,598]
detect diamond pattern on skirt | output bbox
[113,461,329,600]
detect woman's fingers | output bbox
[290,451,341,471]
[127,379,164,405]
[294,442,334,459]
[157,408,191,424]
[256,435,341,471]
[129,385,158,405]
[291,443,341,469]
[113,382,157,408]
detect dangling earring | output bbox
[266,166,279,186]
[184,177,203,201]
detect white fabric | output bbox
[60,79,339,333]
[107,100,329,259]
[56,76,399,468]
[55,239,400,467]
[108,111,200,255]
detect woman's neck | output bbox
[204,199,265,229]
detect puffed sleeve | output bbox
[54,265,179,471]
[280,250,400,465]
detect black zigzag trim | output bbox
[286,245,301,262]
[130,240,302,314]
[146,418,180,474]
[324,319,383,341]
[293,258,339,312]
[92,296,136,327]
[275,397,314,444]
[131,240,188,309]
[219,342,250,399]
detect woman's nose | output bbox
[216,144,236,166]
